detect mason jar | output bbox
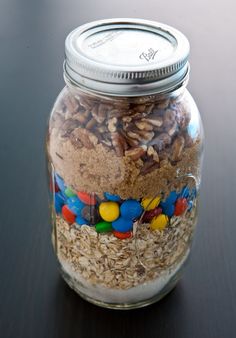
[46,18,204,309]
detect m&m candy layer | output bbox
[52,173,197,239]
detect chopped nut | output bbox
[86,117,97,130]
[140,159,160,175]
[182,131,194,147]
[135,121,153,131]
[107,117,117,132]
[163,109,176,128]
[127,131,140,140]
[122,116,132,123]
[134,104,147,113]
[176,107,191,130]
[91,105,106,124]
[72,111,90,125]
[102,139,112,147]
[144,116,163,127]
[109,109,127,118]
[167,121,178,136]
[125,146,147,161]
[152,152,160,162]
[147,146,155,156]
[98,103,113,116]
[147,146,159,162]
[100,132,112,146]
[145,104,155,114]
[61,119,79,136]
[111,132,128,156]
[97,125,107,133]
[171,136,185,161]
[150,133,171,151]
[137,130,155,142]
[123,132,140,147]
[63,95,79,114]
[113,101,130,110]
[71,128,98,149]
[78,97,92,110]
[157,99,169,109]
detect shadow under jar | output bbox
[46,19,204,309]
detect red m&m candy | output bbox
[113,230,132,240]
[62,205,76,224]
[77,191,96,205]
[174,198,188,216]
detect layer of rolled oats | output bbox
[54,204,196,290]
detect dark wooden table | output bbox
[1,0,236,337]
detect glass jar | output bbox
[46,19,204,309]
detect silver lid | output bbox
[64,18,190,96]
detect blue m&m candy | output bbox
[104,192,121,202]
[191,187,197,198]
[54,199,62,214]
[56,191,67,204]
[188,200,194,211]
[166,191,178,204]
[67,196,85,215]
[76,215,88,225]
[159,191,179,217]
[112,217,133,233]
[55,174,66,192]
[160,202,175,217]
[181,186,190,199]
[54,193,64,214]
[120,199,143,220]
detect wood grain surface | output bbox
[0,0,236,337]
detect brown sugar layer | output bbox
[48,130,201,199]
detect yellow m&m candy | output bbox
[141,196,161,211]
[150,214,169,231]
[99,202,120,222]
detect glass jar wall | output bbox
[47,83,203,308]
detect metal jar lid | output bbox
[64,18,190,96]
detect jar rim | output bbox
[64,61,190,98]
[64,18,190,97]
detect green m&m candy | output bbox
[95,221,113,233]
[65,187,76,198]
